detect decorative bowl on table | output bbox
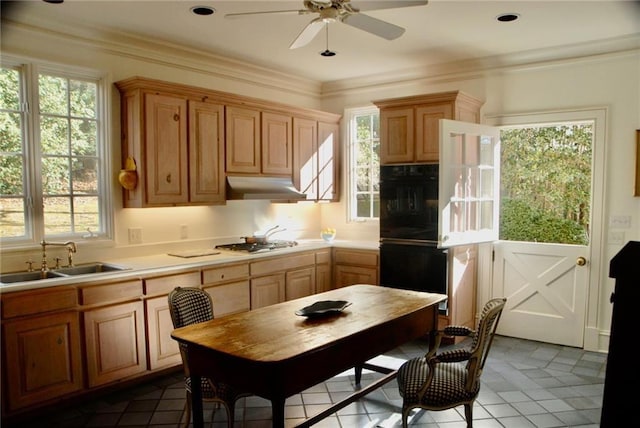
[321,228,336,242]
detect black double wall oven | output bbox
[379,164,448,312]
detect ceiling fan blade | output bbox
[341,13,405,40]
[289,18,326,49]
[347,1,428,12]
[225,9,309,19]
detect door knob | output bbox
[576,256,587,266]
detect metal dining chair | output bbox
[396,297,507,428]
[168,286,249,428]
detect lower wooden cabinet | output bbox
[285,267,316,301]
[0,245,376,419]
[315,250,332,293]
[251,273,285,309]
[144,271,200,370]
[146,295,182,370]
[202,262,251,317]
[83,300,147,388]
[2,311,83,411]
[333,248,379,287]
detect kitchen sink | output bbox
[0,270,65,283]
[54,262,130,276]
[1,262,130,284]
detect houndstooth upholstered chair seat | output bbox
[397,297,506,428]
[168,286,250,428]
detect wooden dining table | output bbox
[170,284,447,428]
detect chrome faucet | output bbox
[40,240,77,271]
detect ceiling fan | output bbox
[225,0,429,49]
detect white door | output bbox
[442,110,604,348]
[492,241,588,347]
[484,109,605,348]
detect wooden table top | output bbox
[171,284,447,363]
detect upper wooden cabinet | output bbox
[226,107,292,175]
[293,119,340,201]
[116,77,341,204]
[374,91,482,165]
[116,78,225,207]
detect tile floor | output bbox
[9,335,606,428]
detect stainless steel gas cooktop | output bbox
[215,240,298,253]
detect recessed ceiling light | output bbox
[191,6,216,16]
[496,13,520,22]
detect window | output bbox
[0,58,110,246]
[347,107,380,221]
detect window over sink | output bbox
[0,56,112,246]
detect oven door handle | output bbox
[380,238,439,247]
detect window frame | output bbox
[346,106,380,223]
[0,55,113,248]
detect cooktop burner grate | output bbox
[215,240,298,253]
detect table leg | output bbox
[272,398,286,428]
[355,365,363,385]
[191,375,204,428]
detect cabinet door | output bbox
[204,281,251,317]
[146,295,181,370]
[334,265,378,288]
[293,117,318,200]
[380,107,414,164]
[448,245,477,330]
[83,301,146,387]
[145,93,189,204]
[317,121,339,201]
[251,274,285,309]
[226,106,261,173]
[415,103,452,163]
[285,267,315,301]
[316,263,332,293]
[262,112,292,175]
[189,100,225,204]
[3,311,83,411]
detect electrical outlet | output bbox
[180,224,188,240]
[128,228,142,244]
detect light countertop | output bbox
[0,239,379,293]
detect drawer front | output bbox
[334,249,379,267]
[251,252,315,276]
[2,287,77,319]
[202,263,249,285]
[144,271,200,296]
[80,280,143,306]
[316,250,331,265]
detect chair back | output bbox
[168,286,214,329]
[465,297,506,391]
[168,287,215,377]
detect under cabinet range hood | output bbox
[226,176,307,201]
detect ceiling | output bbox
[2,0,640,84]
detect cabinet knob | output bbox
[166,174,172,183]
[173,114,179,121]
